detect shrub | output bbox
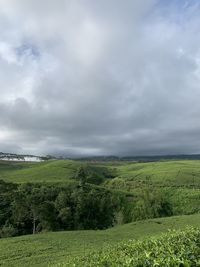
[0,224,17,238]
[63,227,200,267]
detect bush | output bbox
[0,224,17,238]
[64,227,200,267]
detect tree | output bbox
[132,188,173,221]
[55,191,73,229]
[75,166,87,187]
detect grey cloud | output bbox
[0,0,200,156]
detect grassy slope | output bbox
[0,214,200,267]
[0,160,113,184]
[65,227,200,267]
[104,160,200,189]
[0,160,81,183]
[1,159,200,186]
[1,159,200,215]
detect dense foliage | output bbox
[1,160,199,238]
[64,227,200,267]
[0,177,174,237]
[0,179,125,237]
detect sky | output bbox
[0,0,200,157]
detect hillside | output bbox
[0,214,200,267]
[0,159,114,184]
[1,159,200,217]
[104,160,200,189]
[1,159,200,188]
[0,160,81,183]
[0,159,200,266]
[65,226,200,267]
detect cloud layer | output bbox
[0,0,200,156]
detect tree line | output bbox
[0,180,126,237]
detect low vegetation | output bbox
[0,214,200,267]
[64,227,200,267]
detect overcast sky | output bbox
[0,0,200,157]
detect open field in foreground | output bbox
[0,214,200,267]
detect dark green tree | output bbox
[75,166,87,187]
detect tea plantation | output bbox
[0,159,200,266]
[0,214,200,267]
[64,226,200,267]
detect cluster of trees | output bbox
[131,189,173,221]
[0,178,125,237]
[74,165,116,185]
[0,167,173,238]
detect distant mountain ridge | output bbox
[76,154,200,162]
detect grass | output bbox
[0,160,81,184]
[2,159,200,187]
[0,160,113,184]
[0,214,200,267]
[104,160,200,189]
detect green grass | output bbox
[0,214,200,267]
[0,160,113,184]
[2,159,200,187]
[105,160,200,189]
[0,160,81,183]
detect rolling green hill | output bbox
[1,159,200,266]
[0,214,200,267]
[0,160,113,184]
[1,159,200,188]
[1,159,200,217]
[104,160,200,189]
[0,160,80,183]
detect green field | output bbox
[0,160,112,184]
[105,160,200,189]
[0,214,200,267]
[0,160,81,183]
[89,160,200,188]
